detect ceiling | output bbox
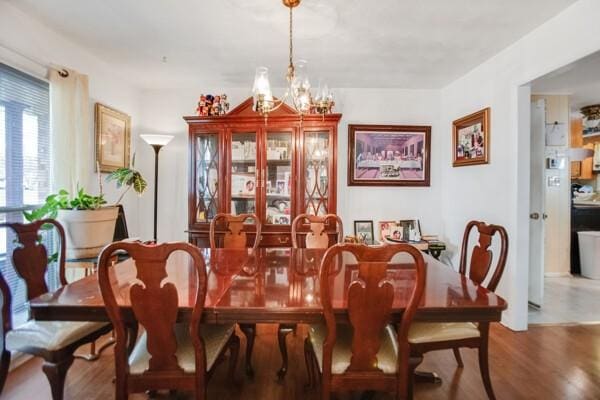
[8,0,578,90]
[531,50,600,112]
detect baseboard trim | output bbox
[544,272,571,277]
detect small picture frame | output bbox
[354,220,374,245]
[378,220,397,241]
[452,107,490,167]
[95,103,131,172]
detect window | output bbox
[0,63,54,320]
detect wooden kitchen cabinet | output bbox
[184,98,341,247]
[571,117,594,179]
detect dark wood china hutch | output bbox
[185,97,341,247]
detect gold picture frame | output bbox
[452,107,490,167]
[95,103,131,172]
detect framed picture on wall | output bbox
[354,220,374,245]
[452,107,490,167]
[348,124,431,186]
[95,103,131,172]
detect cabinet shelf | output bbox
[266,159,292,165]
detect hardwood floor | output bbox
[2,323,600,399]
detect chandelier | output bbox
[252,0,335,117]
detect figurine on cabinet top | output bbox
[196,93,230,116]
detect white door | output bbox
[529,99,546,307]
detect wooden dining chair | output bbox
[209,213,262,250]
[209,213,261,377]
[305,243,426,400]
[275,213,344,380]
[0,220,112,400]
[291,213,344,249]
[408,220,508,400]
[97,241,239,400]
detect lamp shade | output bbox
[569,147,594,161]
[140,134,174,147]
[252,67,273,101]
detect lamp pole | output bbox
[151,144,162,242]
[140,134,174,242]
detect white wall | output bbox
[440,0,600,330]
[0,2,143,237]
[138,88,443,242]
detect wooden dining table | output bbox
[30,247,506,324]
[29,247,507,382]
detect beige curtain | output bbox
[49,69,91,194]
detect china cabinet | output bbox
[185,97,341,247]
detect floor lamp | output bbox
[140,134,174,242]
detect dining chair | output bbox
[0,220,112,400]
[291,213,344,249]
[277,213,344,380]
[408,220,508,400]
[208,213,261,377]
[305,243,426,400]
[209,213,261,250]
[97,241,239,400]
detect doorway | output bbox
[527,51,600,325]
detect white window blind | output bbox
[0,62,56,318]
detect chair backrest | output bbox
[0,220,66,333]
[459,220,508,292]
[319,243,426,393]
[209,213,261,249]
[97,241,207,388]
[291,213,344,249]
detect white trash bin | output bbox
[577,231,600,279]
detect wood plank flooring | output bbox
[2,323,600,399]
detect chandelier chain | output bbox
[289,5,294,77]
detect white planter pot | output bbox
[57,207,119,259]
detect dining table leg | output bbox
[239,323,256,378]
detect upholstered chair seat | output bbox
[408,322,480,344]
[5,320,109,353]
[309,323,399,374]
[128,323,236,374]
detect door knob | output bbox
[530,212,540,220]
[542,213,548,220]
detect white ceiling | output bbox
[8,0,577,90]
[531,50,600,112]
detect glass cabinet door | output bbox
[230,132,257,215]
[194,133,219,223]
[265,131,293,225]
[304,131,330,216]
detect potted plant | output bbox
[24,188,116,258]
[24,159,147,259]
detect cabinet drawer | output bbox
[259,233,292,247]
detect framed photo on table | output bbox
[354,220,374,245]
[95,103,131,172]
[452,107,490,167]
[348,124,431,187]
